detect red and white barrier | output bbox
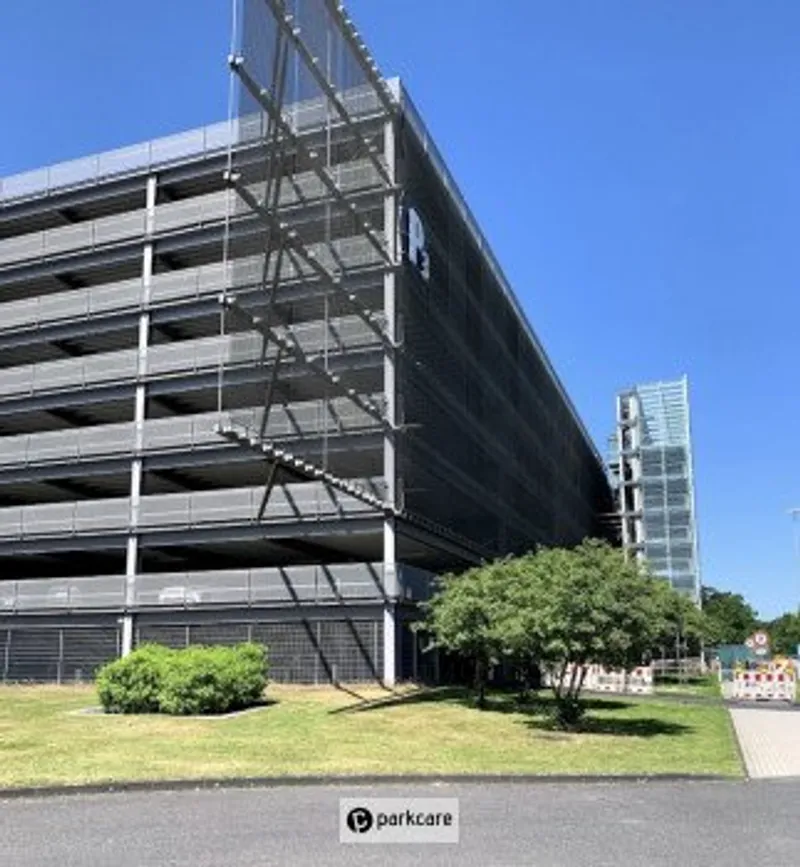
[544,664,653,695]
[627,666,654,694]
[732,669,796,702]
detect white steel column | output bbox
[382,116,399,686]
[122,174,157,656]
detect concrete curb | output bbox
[725,707,751,780]
[0,773,741,801]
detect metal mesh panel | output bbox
[318,619,381,682]
[214,0,395,519]
[0,211,147,267]
[9,577,125,611]
[135,624,189,649]
[236,0,387,124]
[3,629,60,683]
[0,424,135,468]
[0,479,381,541]
[0,169,386,267]
[397,123,611,556]
[0,617,382,684]
[0,317,381,400]
[0,276,141,332]
[250,618,382,683]
[250,621,321,683]
[188,623,251,646]
[0,350,139,400]
[128,563,385,608]
[0,119,235,204]
[60,628,120,683]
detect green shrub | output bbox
[224,642,270,708]
[96,642,269,716]
[159,644,269,716]
[96,644,174,714]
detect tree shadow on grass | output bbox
[524,714,693,738]
[330,687,692,737]
[329,685,465,715]
[330,687,633,717]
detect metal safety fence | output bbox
[0,563,396,613]
[0,315,381,401]
[0,159,384,269]
[0,617,385,684]
[0,478,383,541]
[0,397,381,471]
[0,624,121,684]
[135,617,383,684]
[0,97,385,205]
[0,236,383,336]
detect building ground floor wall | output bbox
[0,603,435,686]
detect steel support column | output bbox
[122,174,157,655]
[382,115,399,686]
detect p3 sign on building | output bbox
[406,206,430,282]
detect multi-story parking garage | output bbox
[0,0,612,684]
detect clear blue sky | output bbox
[1,1,798,618]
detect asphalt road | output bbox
[1,780,798,867]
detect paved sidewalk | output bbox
[730,708,800,778]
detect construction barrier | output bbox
[627,666,654,694]
[731,667,797,702]
[543,664,653,695]
[593,668,627,693]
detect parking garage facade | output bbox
[0,0,611,684]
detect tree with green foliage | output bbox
[766,611,800,656]
[419,560,514,707]
[651,578,707,659]
[700,586,758,646]
[422,539,683,727]
[503,540,669,725]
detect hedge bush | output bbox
[96,643,269,716]
[96,644,173,714]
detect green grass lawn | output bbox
[0,684,742,789]
[654,674,722,699]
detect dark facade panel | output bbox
[395,113,612,563]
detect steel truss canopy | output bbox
[218,0,399,519]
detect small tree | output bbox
[506,540,667,726]
[651,578,707,669]
[420,561,512,707]
[425,540,693,727]
[422,540,684,727]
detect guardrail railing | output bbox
[0,560,429,612]
[0,397,382,471]
[0,89,384,205]
[0,478,384,541]
[0,236,383,335]
[0,314,381,400]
